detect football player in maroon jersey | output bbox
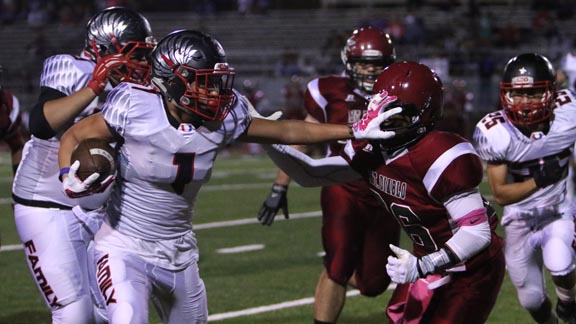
[263,61,506,323]
[0,64,25,248]
[0,65,25,175]
[257,26,401,324]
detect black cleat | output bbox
[557,299,576,324]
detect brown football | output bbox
[70,138,116,182]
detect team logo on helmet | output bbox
[511,75,534,86]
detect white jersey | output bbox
[102,83,251,242]
[12,54,109,210]
[473,89,576,219]
[561,52,576,92]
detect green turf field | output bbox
[0,150,549,323]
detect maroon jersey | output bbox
[344,131,504,322]
[305,75,372,192]
[305,75,368,157]
[304,74,400,296]
[0,89,22,140]
[344,131,503,271]
[0,89,25,155]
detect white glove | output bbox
[386,244,421,284]
[61,160,101,198]
[351,90,402,140]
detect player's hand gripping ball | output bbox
[70,138,116,183]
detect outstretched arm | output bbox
[257,114,317,226]
[241,107,402,144]
[262,144,361,187]
[241,89,402,144]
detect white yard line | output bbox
[0,211,322,252]
[207,286,396,322]
[201,183,273,191]
[0,198,13,204]
[0,182,279,206]
[0,244,22,251]
[216,244,265,254]
[194,211,321,230]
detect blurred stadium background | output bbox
[1,0,575,139]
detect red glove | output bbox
[87,54,129,95]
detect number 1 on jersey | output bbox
[172,153,195,194]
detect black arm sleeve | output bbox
[28,86,67,139]
[105,119,124,147]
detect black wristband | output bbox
[416,258,427,278]
[442,245,461,266]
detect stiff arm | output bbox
[262,143,361,187]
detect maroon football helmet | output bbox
[341,27,396,93]
[373,61,444,151]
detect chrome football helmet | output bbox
[84,7,155,85]
[150,30,236,122]
[500,53,556,127]
[373,61,444,151]
[341,27,396,93]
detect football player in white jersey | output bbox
[56,29,401,324]
[11,7,155,324]
[473,53,576,324]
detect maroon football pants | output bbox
[387,247,505,323]
[321,182,400,296]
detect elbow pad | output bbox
[29,86,67,139]
[29,101,55,139]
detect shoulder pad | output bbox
[553,89,576,116]
[102,83,161,137]
[40,54,95,95]
[472,111,511,163]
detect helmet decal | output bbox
[83,7,155,86]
